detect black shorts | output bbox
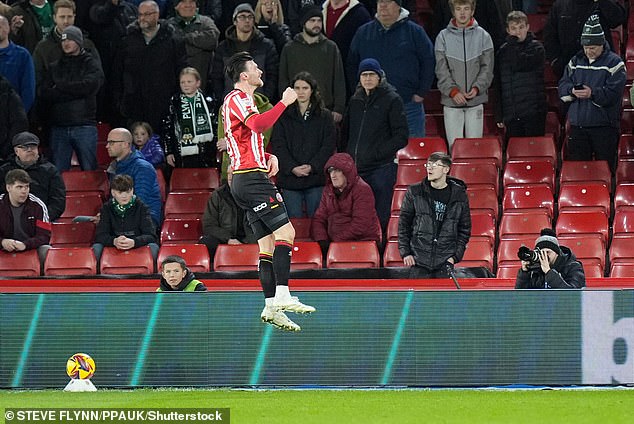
[231,171,290,239]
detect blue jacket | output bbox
[0,41,35,111]
[559,44,626,129]
[109,150,162,226]
[347,9,435,104]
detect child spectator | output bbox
[131,121,165,168]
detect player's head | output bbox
[226,51,255,83]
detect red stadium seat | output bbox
[156,167,167,203]
[50,222,96,247]
[470,211,496,247]
[506,135,557,166]
[461,238,493,271]
[503,160,555,194]
[386,216,399,242]
[290,217,313,241]
[609,235,634,266]
[396,137,447,166]
[614,183,634,212]
[496,264,521,279]
[467,186,499,222]
[100,246,155,275]
[326,241,380,269]
[502,184,554,219]
[559,160,611,188]
[582,263,604,278]
[44,247,97,276]
[61,170,109,199]
[618,134,634,159]
[622,85,632,110]
[422,89,442,112]
[610,263,634,278]
[451,137,502,168]
[58,194,103,223]
[557,182,611,216]
[424,114,446,138]
[557,234,606,271]
[157,244,210,273]
[616,158,634,185]
[213,244,259,271]
[612,209,634,237]
[450,161,499,195]
[390,188,407,216]
[383,241,405,268]
[291,241,323,270]
[622,109,634,134]
[0,250,40,277]
[555,210,609,246]
[395,162,427,189]
[499,210,551,240]
[164,192,210,220]
[545,112,561,144]
[160,218,202,245]
[169,168,220,193]
[526,13,548,39]
[497,236,535,266]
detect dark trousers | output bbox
[359,162,397,232]
[566,126,619,172]
[504,112,546,139]
[408,265,451,279]
[200,235,223,266]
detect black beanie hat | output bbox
[300,5,322,29]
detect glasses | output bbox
[17,144,38,150]
[425,162,448,169]
[106,140,127,145]
[138,11,158,18]
[236,14,254,21]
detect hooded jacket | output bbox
[435,18,494,108]
[398,176,471,270]
[342,77,408,174]
[515,245,586,289]
[311,152,380,242]
[157,268,207,291]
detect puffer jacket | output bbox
[515,245,586,289]
[201,184,256,244]
[398,176,471,270]
[311,152,380,242]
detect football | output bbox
[66,353,96,380]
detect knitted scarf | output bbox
[112,195,137,218]
[177,90,213,156]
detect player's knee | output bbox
[275,223,295,243]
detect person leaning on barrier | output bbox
[515,228,586,289]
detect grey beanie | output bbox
[61,25,84,48]
[535,228,562,255]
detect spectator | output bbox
[398,152,471,278]
[9,0,55,53]
[162,67,216,169]
[284,0,319,35]
[544,0,625,79]
[348,0,435,137]
[342,58,408,232]
[278,5,346,123]
[157,254,207,291]
[93,173,158,268]
[254,0,291,55]
[197,0,221,22]
[431,0,504,48]
[0,75,28,161]
[106,127,162,226]
[0,168,51,270]
[130,121,165,168]
[168,0,219,93]
[38,25,104,171]
[0,131,65,222]
[199,169,257,263]
[217,0,255,35]
[311,152,380,256]
[434,0,494,150]
[558,14,626,172]
[515,228,586,289]
[494,10,546,139]
[270,71,335,217]
[0,14,35,112]
[211,3,279,102]
[111,0,186,133]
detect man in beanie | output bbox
[348,0,434,137]
[515,228,586,289]
[278,5,346,122]
[38,24,104,172]
[558,14,626,172]
[342,57,408,233]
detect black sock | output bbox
[258,252,275,298]
[273,241,293,287]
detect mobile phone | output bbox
[574,84,584,90]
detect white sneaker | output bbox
[260,306,301,332]
[273,296,316,314]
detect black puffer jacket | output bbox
[398,177,471,270]
[342,78,408,174]
[494,32,546,123]
[515,246,586,289]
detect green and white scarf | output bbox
[177,90,213,156]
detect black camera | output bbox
[517,246,542,271]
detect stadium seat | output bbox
[164,192,210,220]
[396,137,447,166]
[581,263,604,278]
[451,137,502,168]
[395,162,427,189]
[58,194,103,223]
[290,217,313,241]
[545,112,561,144]
[467,186,499,222]
[461,238,493,271]
[610,263,634,278]
[0,250,40,277]
[50,222,96,247]
[386,216,399,242]
[496,264,520,279]
[422,89,442,112]
[169,168,220,193]
[497,236,535,268]
[618,134,634,158]
[450,161,499,196]
[560,160,612,188]
[614,183,634,212]
[157,244,210,273]
[545,86,560,111]
[44,247,97,276]
[622,85,632,110]
[100,246,155,275]
[326,241,380,269]
[291,241,323,270]
[156,168,167,203]
[502,184,554,219]
[557,182,611,216]
[383,241,404,268]
[506,135,557,166]
[616,158,634,185]
[557,234,606,272]
[555,210,609,246]
[96,141,110,169]
[612,209,634,237]
[526,13,548,39]
[213,243,259,271]
[61,170,109,199]
[503,160,555,194]
[622,109,634,134]
[470,211,496,248]
[160,218,202,245]
[424,114,446,138]
[499,210,551,240]
[390,188,407,216]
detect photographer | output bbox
[515,229,586,289]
